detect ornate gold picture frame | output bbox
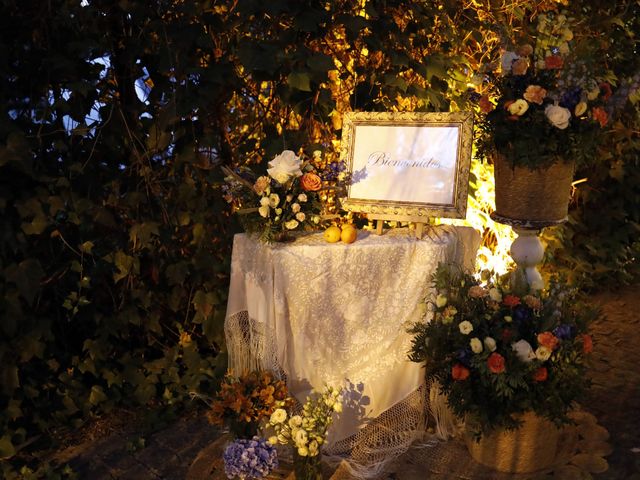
[339,111,473,220]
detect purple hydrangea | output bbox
[223,437,278,479]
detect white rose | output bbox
[501,51,520,73]
[298,193,308,202]
[296,212,305,222]
[291,202,301,213]
[286,194,293,202]
[312,215,320,224]
[512,340,536,363]
[484,337,497,352]
[258,205,270,218]
[270,408,287,424]
[545,104,572,129]
[275,208,282,215]
[458,320,474,335]
[260,196,270,207]
[297,446,309,457]
[289,415,303,428]
[435,294,447,308]
[285,219,299,230]
[293,428,308,447]
[535,346,552,361]
[308,440,319,455]
[269,193,280,208]
[277,433,288,444]
[470,337,483,354]
[333,402,342,413]
[508,99,529,116]
[504,315,512,323]
[489,288,502,302]
[268,436,279,445]
[267,150,303,184]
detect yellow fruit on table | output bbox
[340,226,357,244]
[323,225,342,243]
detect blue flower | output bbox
[553,324,573,340]
[513,305,531,324]
[223,437,278,479]
[456,348,472,367]
[559,87,582,112]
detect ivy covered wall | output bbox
[0,0,638,475]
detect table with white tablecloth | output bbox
[224,226,479,475]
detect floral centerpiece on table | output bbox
[474,10,614,170]
[206,370,292,439]
[268,386,343,480]
[409,264,597,437]
[222,149,349,242]
[223,436,279,480]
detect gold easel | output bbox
[367,214,431,239]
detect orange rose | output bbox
[487,352,506,374]
[544,55,564,69]
[582,334,593,354]
[300,172,322,191]
[511,58,529,75]
[503,295,521,308]
[452,363,470,381]
[479,95,494,113]
[592,107,608,127]
[533,367,548,382]
[523,85,547,105]
[537,332,559,350]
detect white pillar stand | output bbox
[509,228,545,291]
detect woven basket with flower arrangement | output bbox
[474,10,614,227]
[409,264,597,473]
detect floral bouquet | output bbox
[223,436,278,480]
[474,10,614,170]
[207,370,292,439]
[409,264,597,437]
[268,386,342,480]
[222,149,349,242]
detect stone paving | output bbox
[54,285,640,479]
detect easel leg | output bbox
[375,220,384,235]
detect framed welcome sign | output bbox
[339,111,473,220]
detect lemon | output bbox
[323,225,342,243]
[341,223,355,231]
[340,226,357,244]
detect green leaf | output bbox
[192,290,217,321]
[113,250,138,282]
[0,365,20,395]
[88,385,108,406]
[307,54,334,73]
[0,435,16,460]
[4,259,44,305]
[288,72,312,92]
[80,241,94,254]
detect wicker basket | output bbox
[493,155,574,225]
[464,411,561,473]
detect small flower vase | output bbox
[293,452,322,480]
[273,230,295,243]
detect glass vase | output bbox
[293,452,322,480]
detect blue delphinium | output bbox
[223,437,278,479]
[553,323,574,340]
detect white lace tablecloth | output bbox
[224,226,479,476]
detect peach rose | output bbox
[523,294,542,310]
[253,176,271,195]
[452,363,470,381]
[592,107,608,127]
[516,44,534,57]
[523,85,547,105]
[533,367,548,382]
[300,172,322,191]
[537,332,559,350]
[544,55,564,69]
[487,352,506,374]
[511,58,529,75]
